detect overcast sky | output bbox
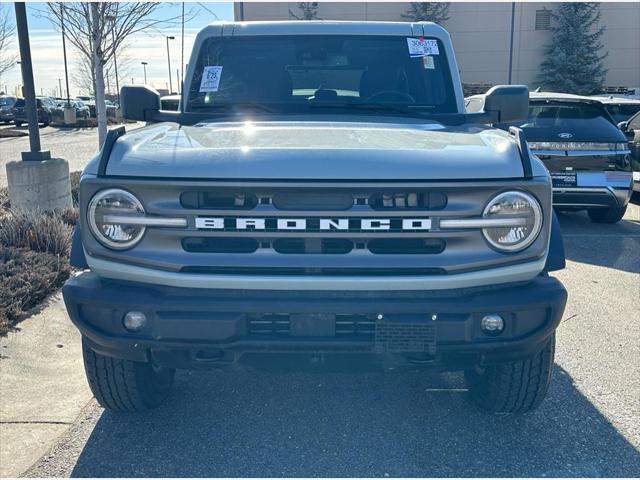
[0,2,234,97]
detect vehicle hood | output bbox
[103,120,527,180]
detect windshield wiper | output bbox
[308,102,436,116]
[189,102,277,114]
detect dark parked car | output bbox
[105,100,118,118]
[56,100,91,120]
[619,110,640,192]
[468,92,633,223]
[12,96,59,127]
[590,95,640,123]
[0,95,17,123]
[160,94,180,111]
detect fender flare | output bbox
[70,224,89,270]
[544,210,566,272]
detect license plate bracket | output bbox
[375,321,436,354]
[551,172,577,188]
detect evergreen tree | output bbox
[289,2,321,20]
[537,3,608,95]
[402,2,450,25]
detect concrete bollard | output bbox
[63,107,76,125]
[5,158,73,211]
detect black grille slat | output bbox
[181,191,258,209]
[248,314,376,338]
[273,192,353,210]
[182,237,258,253]
[368,238,445,255]
[369,191,447,210]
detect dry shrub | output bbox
[0,247,71,334]
[0,210,73,256]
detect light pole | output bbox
[60,3,71,107]
[141,61,148,84]
[58,78,62,98]
[166,36,175,93]
[181,3,185,95]
[508,2,515,84]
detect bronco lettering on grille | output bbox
[195,217,432,232]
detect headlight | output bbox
[88,189,146,249]
[482,191,542,252]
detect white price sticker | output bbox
[406,38,440,57]
[199,66,223,92]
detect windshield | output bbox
[0,97,16,106]
[186,35,456,115]
[605,104,640,123]
[504,101,615,130]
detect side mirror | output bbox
[617,121,629,131]
[482,85,529,123]
[120,85,160,121]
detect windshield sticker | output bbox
[407,38,440,57]
[423,56,435,69]
[199,66,223,92]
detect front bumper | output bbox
[63,272,567,371]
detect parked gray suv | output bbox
[64,21,567,414]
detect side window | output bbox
[629,113,640,130]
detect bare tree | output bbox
[0,5,19,79]
[45,2,179,147]
[73,47,132,97]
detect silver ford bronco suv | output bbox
[64,21,567,414]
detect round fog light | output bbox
[481,314,504,336]
[123,311,147,332]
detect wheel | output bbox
[14,121,22,127]
[465,335,555,414]
[587,206,626,223]
[82,338,175,412]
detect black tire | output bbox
[82,338,175,412]
[14,121,22,127]
[587,206,626,223]
[465,335,555,414]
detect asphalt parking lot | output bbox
[0,123,143,188]
[2,126,639,477]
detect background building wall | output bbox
[234,2,640,90]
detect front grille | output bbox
[82,178,550,277]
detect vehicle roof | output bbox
[588,95,640,105]
[529,91,603,103]
[199,20,449,38]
